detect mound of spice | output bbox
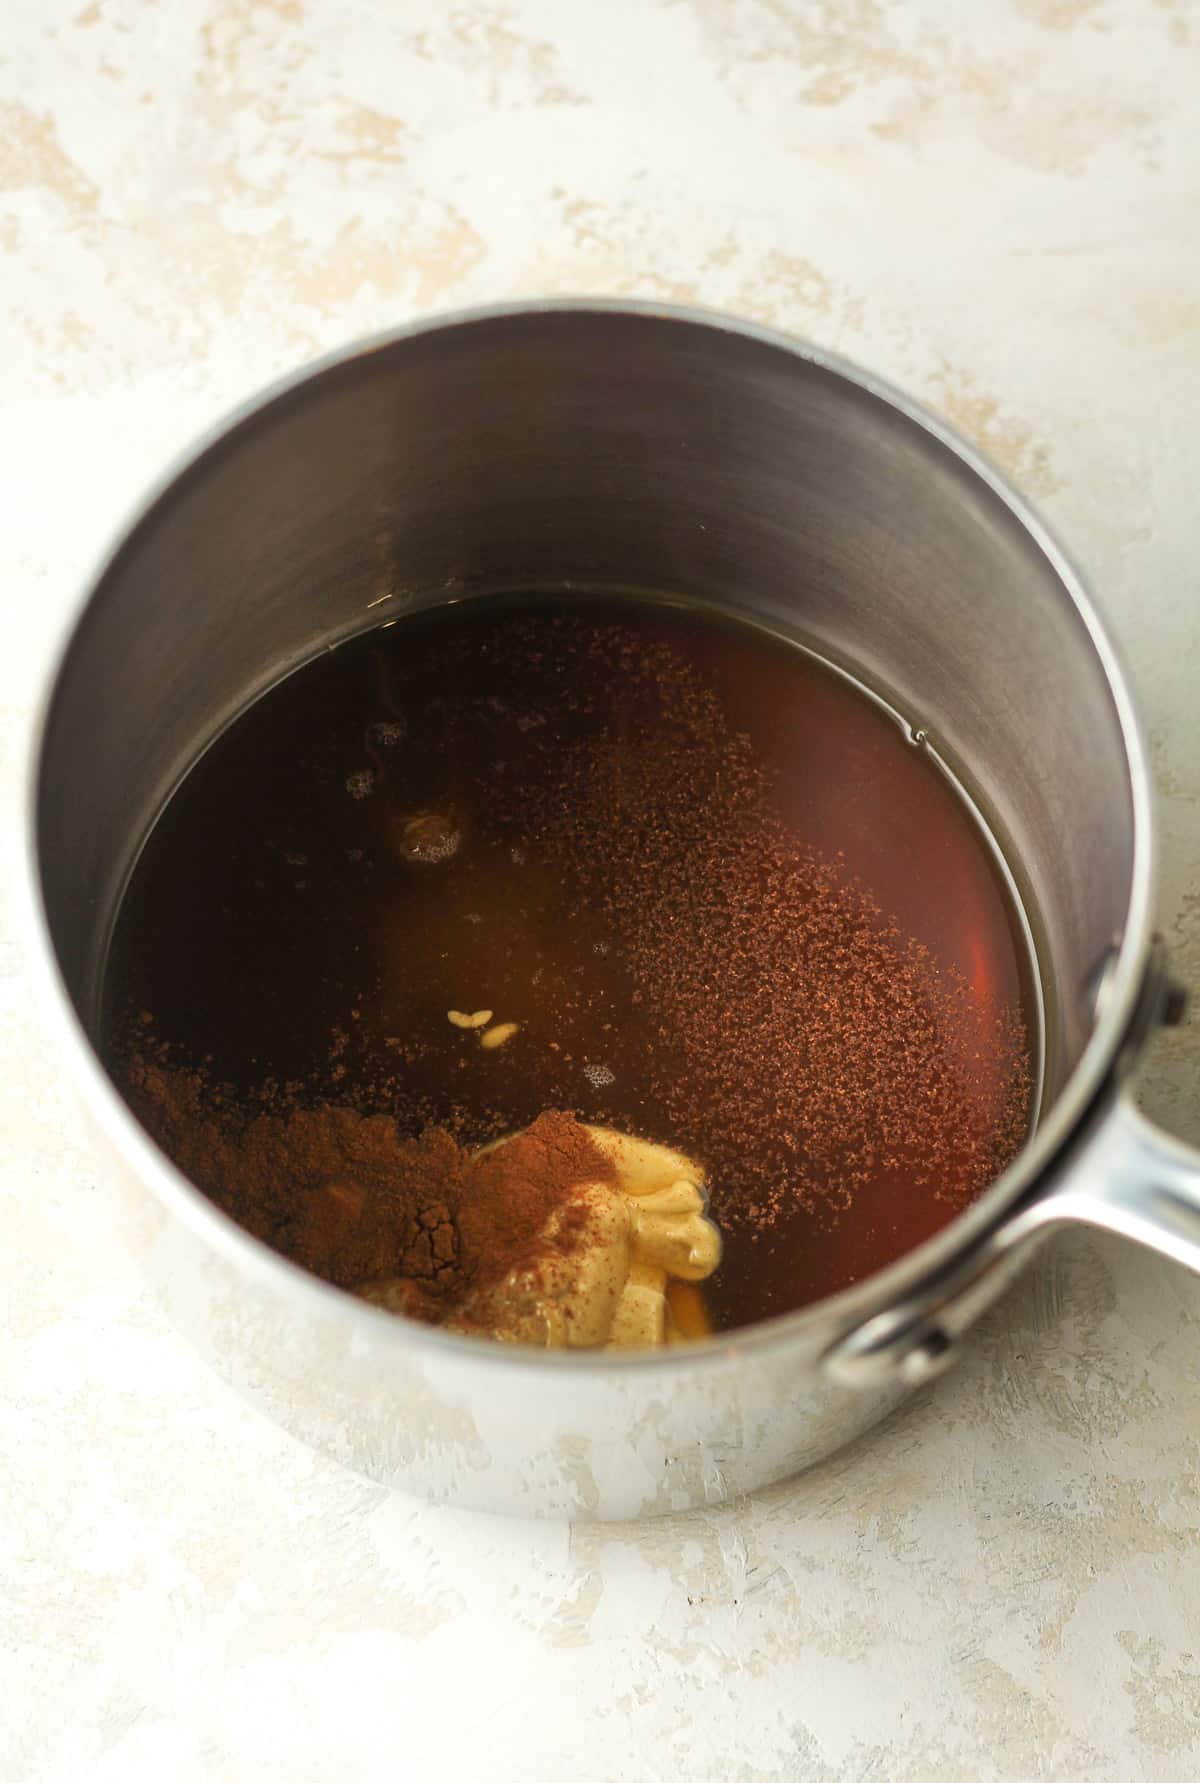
[124,1053,613,1320]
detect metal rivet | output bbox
[897,1327,956,1386]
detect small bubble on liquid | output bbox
[464,912,482,925]
[369,719,406,747]
[345,769,375,800]
[510,846,526,866]
[583,1063,615,1088]
[397,811,462,865]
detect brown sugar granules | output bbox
[124,1052,613,1316]
[485,619,1033,1242]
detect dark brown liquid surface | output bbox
[103,597,1037,1329]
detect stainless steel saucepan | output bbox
[25,301,1200,1518]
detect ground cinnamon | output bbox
[125,1053,613,1316]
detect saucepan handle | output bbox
[823,1092,1200,1389]
[1049,1097,1200,1274]
[824,950,1197,1388]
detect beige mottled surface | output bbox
[4,1,1200,1777]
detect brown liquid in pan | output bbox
[103,598,1036,1330]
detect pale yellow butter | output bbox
[359,1125,722,1351]
[443,1125,721,1350]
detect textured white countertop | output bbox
[5,2,1200,1777]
